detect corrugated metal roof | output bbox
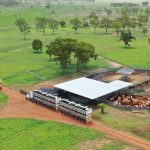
[54,77,132,99]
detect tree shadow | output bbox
[122,46,136,50]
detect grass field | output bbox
[0,92,8,110]
[0,5,150,88]
[93,106,150,142]
[0,118,135,150]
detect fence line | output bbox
[101,99,150,112]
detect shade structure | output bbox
[116,68,135,75]
[54,77,132,100]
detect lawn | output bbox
[0,92,8,110]
[0,118,138,150]
[93,106,150,142]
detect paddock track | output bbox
[0,87,150,150]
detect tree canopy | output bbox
[32,39,43,53]
[59,20,66,30]
[46,38,97,72]
[48,19,59,35]
[119,30,136,47]
[100,17,112,34]
[70,18,82,33]
[35,17,47,35]
[89,12,99,33]
[15,18,30,40]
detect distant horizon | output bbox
[96,0,149,2]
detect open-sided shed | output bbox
[54,77,132,100]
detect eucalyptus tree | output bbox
[32,39,43,53]
[48,19,59,35]
[100,17,112,34]
[119,30,136,47]
[74,41,97,72]
[112,19,122,36]
[142,27,148,35]
[70,18,82,33]
[46,38,76,72]
[137,15,148,30]
[145,7,150,17]
[89,12,99,33]
[59,20,66,30]
[35,17,47,35]
[46,38,97,72]
[15,18,30,40]
[105,8,112,15]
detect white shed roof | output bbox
[54,77,132,99]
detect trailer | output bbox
[26,90,61,110]
[59,99,92,123]
[26,90,92,123]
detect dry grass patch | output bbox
[78,139,111,150]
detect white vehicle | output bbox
[0,79,2,89]
[26,91,33,100]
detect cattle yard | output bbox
[24,69,150,124]
[89,69,150,111]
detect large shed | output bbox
[54,77,132,100]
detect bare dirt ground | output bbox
[98,56,123,68]
[0,87,150,149]
[100,73,150,85]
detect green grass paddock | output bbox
[0,118,131,150]
[93,106,150,142]
[0,5,149,89]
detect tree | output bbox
[32,39,43,53]
[15,18,30,40]
[70,18,82,33]
[142,27,148,35]
[105,8,112,15]
[48,19,59,35]
[59,20,66,30]
[35,17,47,35]
[46,38,76,72]
[45,0,52,9]
[119,30,136,47]
[100,17,112,34]
[137,15,148,30]
[112,20,122,36]
[119,9,133,29]
[145,7,150,17]
[83,18,89,29]
[89,12,99,33]
[98,103,107,114]
[74,41,97,72]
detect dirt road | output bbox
[0,87,150,150]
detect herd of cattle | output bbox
[110,94,150,107]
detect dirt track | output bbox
[0,87,150,150]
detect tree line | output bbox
[15,9,149,38]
